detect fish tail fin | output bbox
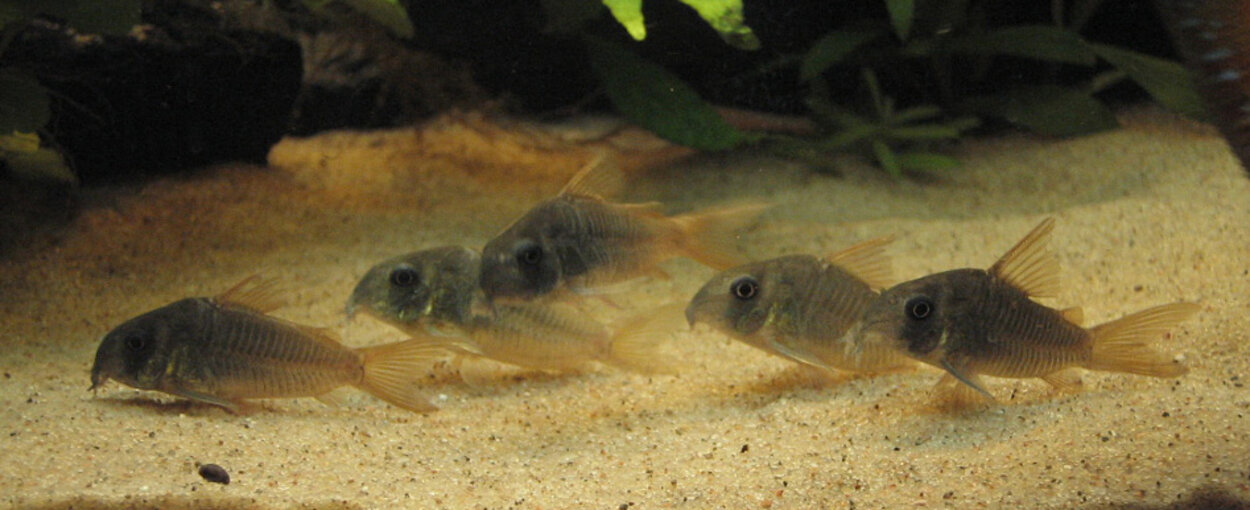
[355,337,451,413]
[1086,302,1200,378]
[672,202,770,270]
[604,303,687,374]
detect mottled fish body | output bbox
[91,276,441,413]
[348,246,676,373]
[686,238,910,372]
[479,158,765,302]
[851,218,1198,402]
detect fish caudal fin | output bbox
[355,337,451,413]
[672,202,770,270]
[1086,302,1200,378]
[604,303,686,374]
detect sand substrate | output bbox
[1,108,1248,509]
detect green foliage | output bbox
[600,0,758,50]
[796,69,978,177]
[789,0,1207,177]
[0,132,75,184]
[884,0,914,42]
[961,85,1116,137]
[0,69,48,133]
[299,0,414,39]
[2,0,140,36]
[585,37,745,150]
[1088,42,1206,119]
[0,0,141,183]
[944,25,1095,66]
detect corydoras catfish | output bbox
[348,246,679,373]
[91,276,443,413]
[849,218,1198,403]
[685,237,911,373]
[479,157,766,302]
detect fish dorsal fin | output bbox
[988,217,1059,298]
[825,236,895,290]
[1059,306,1084,326]
[559,153,625,199]
[214,275,288,313]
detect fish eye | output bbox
[905,296,933,321]
[515,241,543,266]
[124,334,147,351]
[389,266,420,288]
[730,277,759,301]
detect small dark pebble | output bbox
[1162,412,1171,418]
[198,463,230,484]
[740,444,749,453]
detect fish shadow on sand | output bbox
[1079,485,1249,510]
[18,494,363,510]
[92,395,240,416]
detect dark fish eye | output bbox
[389,266,420,288]
[905,296,934,321]
[730,277,759,301]
[515,242,543,266]
[124,334,147,351]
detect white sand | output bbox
[2,108,1248,509]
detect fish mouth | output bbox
[684,294,709,329]
[89,366,107,392]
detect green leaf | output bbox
[541,0,606,34]
[884,0,914,41]
[1087,42,1207,119]
[1,132,76,184]
[602,0,646,40]
[871,139,901,177]
[30,0,141,35]
[962,85,1118,137]
[334,0,414,38]
[818,124,881,150]
[585,37,744,150]
[885,124,964,140]
[800,30,880,81]
[883,104,942,125]
[896,152,961,172]
[0,68,49,133]
[677,0,759,50]
[947,25,1096,66]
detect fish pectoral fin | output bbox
[169,386,244,413]
[1041,369,1084,392]
[213,274,289,313]
[314,388,355,407]
[987,217,1060,299]
[766,339,836,373]
[938,359,996,401]
[825,236,895,290]
[934,373,994,410]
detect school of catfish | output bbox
[90,158,1199,413]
